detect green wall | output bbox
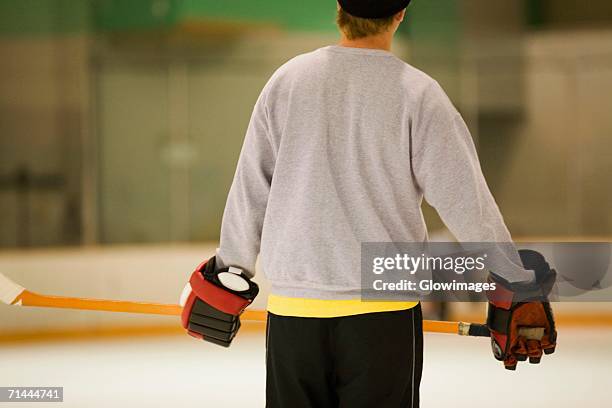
[92,0,179,32]
[93,0,336,33]
[0,0,336,35]
[405,0,460,42]
[178,0,336,31]
[1,0,464,36]
[7,0,601,37]
[0,0,90,35]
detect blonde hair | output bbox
[336,8,395,40]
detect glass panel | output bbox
[96,63,172,243]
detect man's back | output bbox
[218,45,517,299]
[260,46,431,296]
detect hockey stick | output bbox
[0,272,490,337]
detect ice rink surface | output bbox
[1,327,610,407]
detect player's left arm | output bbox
[180,88,275,346]
[217,89,276,277]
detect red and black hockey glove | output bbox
[180,256,259,347]
[487,249,557,370]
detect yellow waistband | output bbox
[267,294,418,318]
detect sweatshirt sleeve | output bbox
[412,82,533,283]
[217,90,275,278]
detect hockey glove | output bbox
[487,249,557,370]
[180,256,259,347]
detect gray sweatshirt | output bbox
[217,45,531,300]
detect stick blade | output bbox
[0,273,25,305]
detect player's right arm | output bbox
[411,81,557,369]
[411,81,530,283]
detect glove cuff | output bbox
[487,249,556,306]
[190,257,259,316]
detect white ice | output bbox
[0,328,610,407]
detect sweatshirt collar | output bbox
[321,45,395,57]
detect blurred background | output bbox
[0,1,611,407]
[1,0,611,247]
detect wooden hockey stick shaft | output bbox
[2,271,487,336]
[13,290,489,337]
